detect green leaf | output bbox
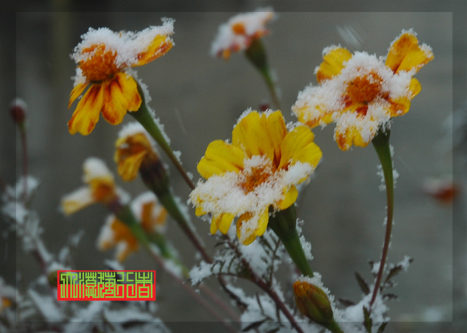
[363,306,373,333]
[377,321,388,333]
[384,258,413,285]
[355,272,370,295]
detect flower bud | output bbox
[293,280,335,325]
[10,98,26,127]
[139,156,171,199]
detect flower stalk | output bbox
[268,205,313,277]
[244,38,281,109]
[11,101,28,200]
[139,158,212,263]
[106,198,185,274]
[370,128,395,309]
[131,84,195,190]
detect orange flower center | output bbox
[240,164,273,194]
[346,72,383,105]
[118,134,158,162]
[90,180,116,204]
[79,44,122,82]
[232,22,246,35]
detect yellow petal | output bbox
[236,213,257,245]
[278,186,298,210]
[210,214,219,234]
[117,150,147,181]
[218,213,235,234]
[69,82,89,108]
[335,126,372,151]
[197,140,246,179]
[389,97,412,117]
[140,201,155,231]
[279,126,321,170]
[101,73,142,125]
[61,187,94,215]
[68,83,104,135]
[265,110,287,166]
[316,47,352,83]
[293,105,333,129]
[134,35,173,67]
[210,213,235,235]
[408,78,422,98]
[386,32,434,73]
[255,208,270,237]
[232,111,274,161]
[195,205,207,216]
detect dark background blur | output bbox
[2,0,466,332]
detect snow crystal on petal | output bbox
[83,157,113,182]
[211,8,275,57]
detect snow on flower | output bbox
[61,157,128,215]
[97,191,167,262]
[68,18,174,135]
[292,29,433,151]
[114,122,160,181]
[189,110,322,245]
[211,8,275,59]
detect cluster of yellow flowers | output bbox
[65,15,432,250]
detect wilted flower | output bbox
[68,19,174,135]
[98,192,167,262]
[292,30,433,151]
[114,122,160,181]
[189,110,322,245]
[211,9,275,59]
[61,157,127,215]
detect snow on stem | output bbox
[268,205,314,277]
[131,83,195,190]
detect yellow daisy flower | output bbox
[98,192,167,262]
[292,30,434,151]
[61,157,127,215]
[211,9,275,59]
[114,123,159,181]
[189,110,322,245]
[68,19,174,135]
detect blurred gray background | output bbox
[2,2,466,332]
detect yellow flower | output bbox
[211,9,275,59]
[189,110,322,245]
[292,30,434,151]
[68,19,174,135]
[114,123,159,181]
[61,157,126,215]
[98,192,167,262]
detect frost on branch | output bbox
[339,256,414,332]
[190,228,285,285]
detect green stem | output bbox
[109,201,188,276]
[327,320,344,333]
[370,129,394,309]
[244,39,281,110]
[268,205,313,277]
[131,86,195,190]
